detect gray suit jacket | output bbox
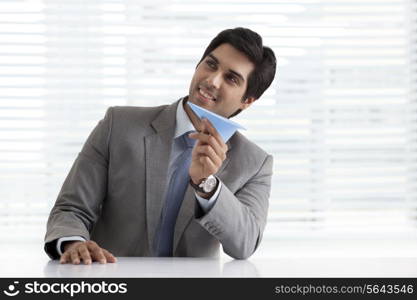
[44,99,273,259]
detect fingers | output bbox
[59,251,69,264]
[59,246,82,265]
[190,119,227,151]
[189,131,227,159]
[199,155,218,175]
[78,244,92,265]
[195,116,206,133]
[199,118,226,151]
[188,119,227,179]
[190,133,227,164]
[195,144,222,167]
[70,249,80,265]
[201,118,225,145]
[102,248,117,263]
[87,241,107,264]
[59,240,117,265]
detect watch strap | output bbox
[189,178,206,193]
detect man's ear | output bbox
[241,97,256,110]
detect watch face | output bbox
[203,176,217,193]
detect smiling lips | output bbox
[198,86,217,102]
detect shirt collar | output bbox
[175,97,196,138]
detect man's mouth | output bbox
[198,86,217,102]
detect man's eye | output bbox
[227,75,238,84]
[206,61,216,68]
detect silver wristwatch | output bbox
[190,175,217,194]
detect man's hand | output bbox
[188,118,228,185]
[59,240,117,265]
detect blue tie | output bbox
[155,132,195,256]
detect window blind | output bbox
[0,0,416,241]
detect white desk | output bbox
[2,239,417,277]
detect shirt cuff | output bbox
[56,236,86,256]
[195,179,222,213]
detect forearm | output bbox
[198,185,266,259]
[195,155,273,259]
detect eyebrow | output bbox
[207,54,245,83]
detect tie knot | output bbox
[181,131,196,148]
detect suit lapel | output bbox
[145,101,178,253]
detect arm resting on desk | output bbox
[44,108,113,259]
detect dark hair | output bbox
[197,27,276,117]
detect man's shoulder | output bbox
[104,103,175,130]
[224,132,272,180]
[110,104,168,121]
[230,131,270,160]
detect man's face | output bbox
[188,43,256,118]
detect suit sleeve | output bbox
[195,154,273,260]
[44,107,113,259]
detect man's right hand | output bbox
[59,240,117,265]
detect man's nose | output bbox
[206,71,222,90]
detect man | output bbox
[44,27,276,264]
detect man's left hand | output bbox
[188,118,228,185]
